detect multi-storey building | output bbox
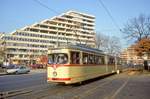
[0,10,96,64]
[120,45,144,64]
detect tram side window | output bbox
[95,56,100,64]
[98,56,105,65]
[70,51,80,64]
[89,54,95,64]
[48,54,54,64]
[117,58,121,65]
[108,57,115,65]
[83,53,88,64]
[100,57,105,65]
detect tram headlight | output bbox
[53,71,57,77]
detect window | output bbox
[108,57,115,65]
[83,53,88,64]
[89,54,95,64]
[48,54,54,64]
[48,53,68,64]
[99,56,105,65]
[57,54,68,64]
[70,51,80,64]
[19,55,23,58]
[94,56,100,64]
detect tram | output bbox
[47,44,121,84]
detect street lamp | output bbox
[142,52,148,70]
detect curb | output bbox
[0,84,49,98]
[0,73,7,76]
[0,90,32,98]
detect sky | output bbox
[0,0,150,48]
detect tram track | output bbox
[70,74,121,99]
[7,73,117,99]
[10,83,75,99]
[1,83,52,99]
[47,74,119,99]
[42,74,119,99]
[106,77,129,99]
[70,71,132,99]
[5,71,132,99]
[27,84,74,99]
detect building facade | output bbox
[0,10,96,64]
[120,45,148,65]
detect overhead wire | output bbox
[33,0,59,14]
[97,0,121,32]
[33,0,81,45]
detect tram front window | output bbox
[48,53,68,64]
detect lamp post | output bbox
[105,54,108,72]
[142,52,148,70]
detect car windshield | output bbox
[48,53,68,64]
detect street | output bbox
[0,69,47,92]
[0,70,150,99]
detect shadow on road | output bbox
[58,73,116,87]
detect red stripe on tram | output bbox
[48,78,71,81]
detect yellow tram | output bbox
[47,44,121,84]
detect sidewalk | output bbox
[30,69,46,73]
[0,72,7,76]
[0,68,7,76]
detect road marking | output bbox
[71,76,117,99]
[0,90,33,99]
[0,83,51,98]
[109,77,129,99]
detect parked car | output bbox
[30,64,43,69]
[6,66,30,74]
[1,64,16,69]
[6,64,17,69]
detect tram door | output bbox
[70,51,80,64]
[144,60,148,70]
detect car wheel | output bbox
[15,71,19,74]
[27,71,30,74]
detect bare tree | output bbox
[106,36,121,56]
[122,14,150,42]
[95,32,108,49]
[95,32,121,56]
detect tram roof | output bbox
[49,44,105,55]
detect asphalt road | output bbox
[0,70,47,92]
[1,70,150,99]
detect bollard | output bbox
[117,70,120,74]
